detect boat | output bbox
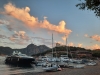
[42,62,62,72]
[36,60,47,66]
[86,60,97,66]
[36,34,62,71]
[60,55,70,62]
[38,56,51,61]
[5,51,36,65]
[67,62,85,68]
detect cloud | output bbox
[84,34,88,37]
[92,44,100,49]
[69,42,74,46]
[62,36,66,41]
[6,24,13,31]
[0,19,9,25]
[3,3,72,37]
[0,34,7,39]
[91,44,100,50]
[9,31,30,45]
[85,44,100,50]
[78,43,82,47]
[62,34,69,41]
[44,16,47,19]
[31,36,52,46]
[90,35,100,42]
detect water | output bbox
[0,56,44,75]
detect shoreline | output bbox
[12,61,100,75]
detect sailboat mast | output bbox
[66,37,68,57]
[52,33,53,57]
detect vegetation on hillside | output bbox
[33,46,92,58]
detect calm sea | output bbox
[0,56,44,75]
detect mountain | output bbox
[20,44,50,55]
[0,46,13,55]
[0,44,50,56]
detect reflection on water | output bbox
[0,56,44,75]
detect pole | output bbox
[66,37,68,57]
[52,33,53,58]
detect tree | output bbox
[76,0,100,17]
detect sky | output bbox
[0,0,100,49]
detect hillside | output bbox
[35,46,93,58]
[0,44,50,56]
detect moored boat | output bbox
[42,62,62,72]
[5,51,36,65]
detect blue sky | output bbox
[0,0,100,49]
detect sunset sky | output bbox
[0,0,100,49]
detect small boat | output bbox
[36,60,47,66]
[59,55,69,62]
[86,60,97,66]
[57,61,69,68]
[68,62,85,68]
[43,63,62,72]
[5,51,36,65]
[38,56,51,61]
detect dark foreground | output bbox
[11,61,100,75]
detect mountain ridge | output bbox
[0,44,50,56]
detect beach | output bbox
[13,61,100,75]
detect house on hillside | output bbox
[76,51,92,58]
[70,50,92,58]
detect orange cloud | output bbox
[62,36,66,41]
[78,43,82,47]
[9,31,30,44]
[89,44,100,50]
[4,3,72,37]
[90,35,100,42]
[69,42,74,46]
[92,44,100,49]
[85,44,100,50]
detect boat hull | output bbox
[5,57,35,65]
[43,66,58,72]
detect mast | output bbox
[66,37,68,57]
[52,33,53,57]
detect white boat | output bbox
[59,55,70,62]
[43,63,61,72]
[36,60,47,66]
[42,34,62,71]
[58,38,85,69]
[86,60,97,66]
[38,56,51,61]
[57,61,69,68]
[67,62,85,68]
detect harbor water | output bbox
[0,56,44,75]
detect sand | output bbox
[12,61,100,75]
